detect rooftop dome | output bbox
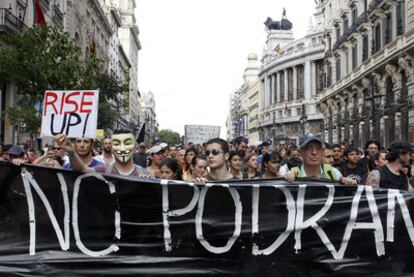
[248,53,258,60]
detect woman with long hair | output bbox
[243,152,260,179]
[182,147,197,180]
[160,158,183,180]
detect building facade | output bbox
[0,0,146,144]
[227,53,260,142]
[258,8,325,144]
[318,0,414,147]
[117,0,143,130]
[0,0,67,144]
[142,91,159,145]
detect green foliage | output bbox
[0,25,126,135]
[151,129,181,146]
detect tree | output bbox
[0,25,125,137]
[151,129,181,145]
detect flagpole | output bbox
[22,0,30,24]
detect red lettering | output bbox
[64,91,80,114]
[59,92,66,115]
[80,92,94,113]
[43,91,58,116]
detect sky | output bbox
[136,0,316,137]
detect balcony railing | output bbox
[0,8,26,35]
[52,4,64,28]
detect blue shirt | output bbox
[63,158,103,170]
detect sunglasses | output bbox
[52,147,61,150]
[205,149,223,156]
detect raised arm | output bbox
[55,134,95,173]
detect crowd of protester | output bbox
[1,129,414,191]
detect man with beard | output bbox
[63,137,103,169]
[96,137,115,166]
[56,129,150,177]
[365,140,413,190]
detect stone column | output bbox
[273,73,278,104]
[310,61,316,97]
[276,72,280,103]
[284,69,288,103]
[293,66,298,100]
[260,78,265,111]
[264,76,269,108]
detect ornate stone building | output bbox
[318,0,414,147]
[227,53,260,142]
[258,8,325,144]
[0,0,66,144]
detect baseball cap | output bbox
[299,134,324,149]
[147,145,164,155]
[159,142,168,149]
[8,145,24,156]
[138,142,145,147]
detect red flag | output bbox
[34,0,46,26]
[284,102,288,114]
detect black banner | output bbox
[1,161,414,276]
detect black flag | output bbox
[136,122,146,143]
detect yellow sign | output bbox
[96,129,104,137]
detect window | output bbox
[396,0,405,36]
[336,58,341,81]
[384,13,392,45]
[352,43,358,69]
[327,37,332,51]
[374,24,381,53]
[316,60,323,93]
[362,34,368,61]
[327,64,332,87]
[297,65,304,99]
[351,8,357,27]
[343,17,349,35]
[336,25,341,43]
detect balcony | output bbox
[0,8,26,36]
[52,4,64,29]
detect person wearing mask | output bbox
[95,137,115,166]
[228,151,243,179]
[365,141,412,190]
[190,155,207,179]
[160,158,183,180]
[63,137,103,169]
[339,145,367,184]
[243,153,261,179]
[147,145,165,178]
[133,142,148,168]
[262,152,281,179]
[56,129,150,177]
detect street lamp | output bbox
[299,104,308,136]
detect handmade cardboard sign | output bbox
[40,90,99,138]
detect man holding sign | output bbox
[56,129,151,178]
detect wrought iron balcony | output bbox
[0,8,26,36]
[52,4,64,28]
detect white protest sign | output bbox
[40,90,99,138]
[184,125,221,144]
